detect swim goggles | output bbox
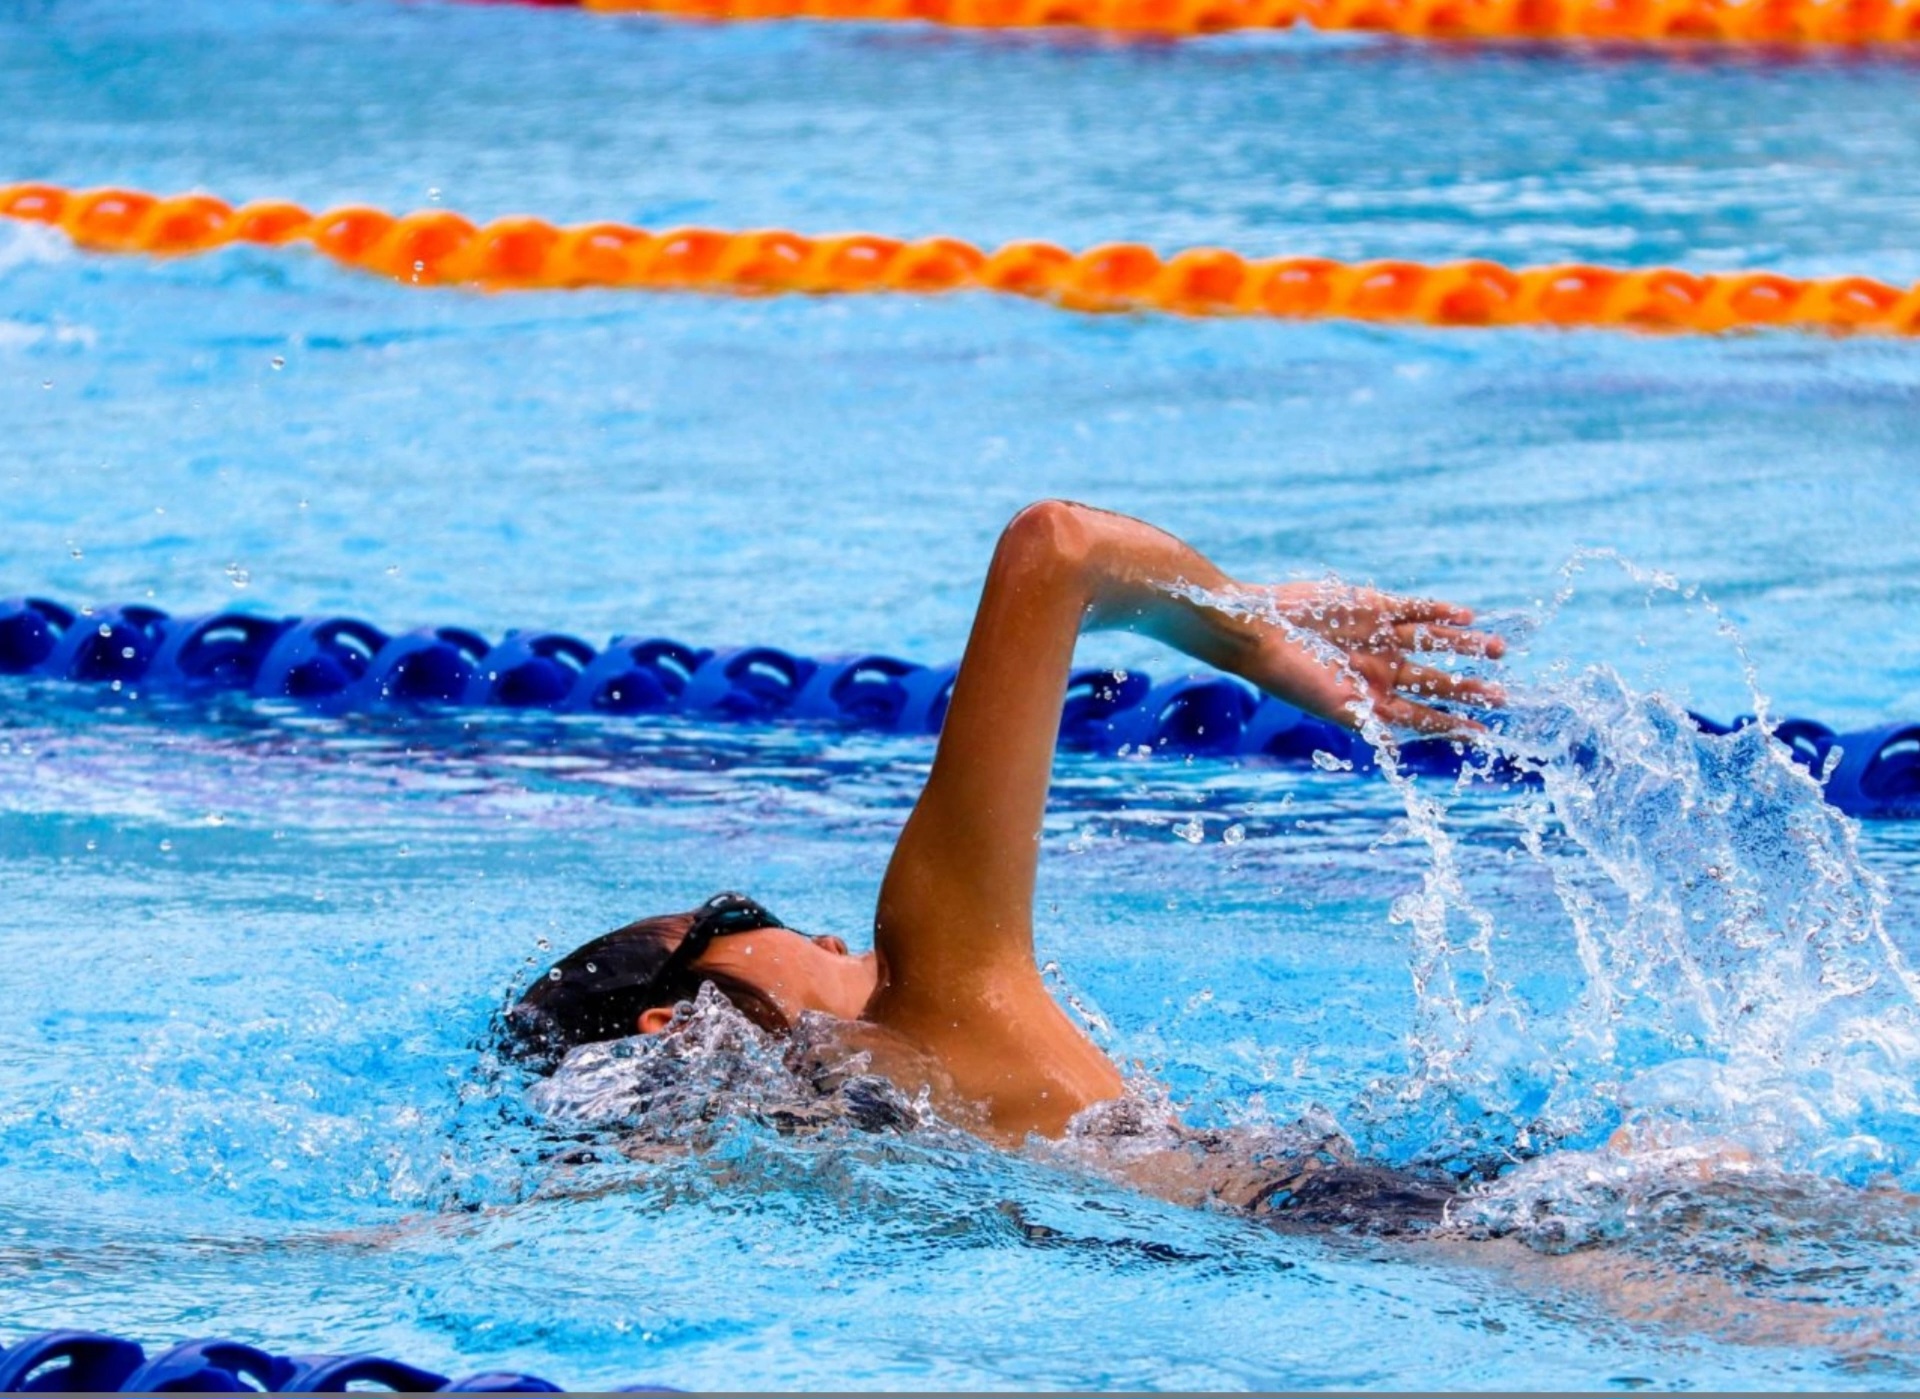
[637,891,788,1007]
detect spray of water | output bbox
[528,985,934,1148]
[1170,556,1920,1198]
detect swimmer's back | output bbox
[1251,1159,1461,1236]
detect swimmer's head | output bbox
[503,892,878,1069]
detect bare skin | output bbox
[514,511,1918,1357]
[636,500,1504,1145]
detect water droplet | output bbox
[109,678,122,691]
[1172,817,1205,845]
[204,813,227,827]
[585,961,598,974]
[1310,749,1353,772]
[41,379,52,390]
[428,187,442,202]
[385,564,401,577]
[225,562,250,589]
[97,622,113,638]
[270,355,285,370]
[69,544,84,560]
[548,968,563,981]
[158,839,173,852]
[1223,823,1246,845]
[535,936,551,951]
[120,646,135,660]
[84,839,97,852]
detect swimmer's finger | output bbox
[1393,663,1505,709]
[1392,622,1506,659]
[1372,692,1488,736]
[1377,593,1478,626]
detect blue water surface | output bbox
[4,0,1920,1390]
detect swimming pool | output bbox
[5,0,1920,1389]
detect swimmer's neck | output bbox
[860,961,1132,1142]
[797,1001,1128,1147]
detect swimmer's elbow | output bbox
[995,500,1096,585]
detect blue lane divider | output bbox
[793,653,922,727]
[42,604,170,685]
[1,596,1915,820]
[149,611,291,693]
[680,644,818,720]
[465,631,598,709]
[0,1330,676,1394]
[894,662,961,735]
[273,1354,452,1394]
[0,1332,144,1392]
[253,616,388,705]
[365,625,492,705]
[0,597,72,675]
[1111,674,1256,757]
[121,1338,284,1393]
[572,636,711,714]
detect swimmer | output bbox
[506,500,1505,1218]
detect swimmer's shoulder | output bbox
[865,969,1131,1142]
[787,1014,970,1120]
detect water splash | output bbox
[529,986,931,1148]
[1383,667,1920,1180]
[1170,559,1920,1191]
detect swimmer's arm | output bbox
[873,500,1502,988]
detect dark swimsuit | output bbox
[1249,1158,1461,1236]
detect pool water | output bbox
[5,0,1920,1389]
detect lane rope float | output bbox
[2,595,1914,818]
[0,1328,676,1394]
[6,182,1918,337]
[569,0,1920,44]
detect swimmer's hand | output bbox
[1222,579,1507,736]
[1060,505,1504,735]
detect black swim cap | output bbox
[502,894,786,1069]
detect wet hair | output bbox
[502,907,788,1072]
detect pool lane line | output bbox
[0,1329,647,1394]
[2,595,1915,819]
[5,183,1919,338]
[540,0,1920,46]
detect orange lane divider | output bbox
[576,0,1920,44]
[6,182,1919,337]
